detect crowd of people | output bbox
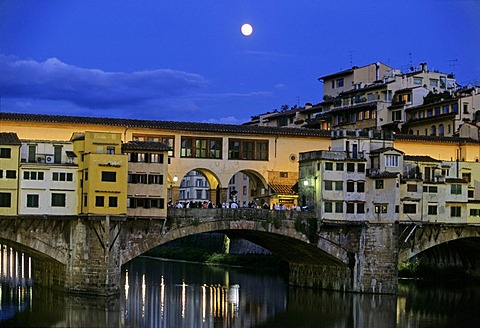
[167,199,307,211]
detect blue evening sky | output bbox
[1,0,479,123]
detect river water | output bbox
[1,256,480,327]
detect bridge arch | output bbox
[121,216,347,268]
[398,224,480,263]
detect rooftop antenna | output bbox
[347,50,355,67]
[448,58,458,72]
[408,52,413,71]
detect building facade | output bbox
[19,140,78,215]
[299,130,479,224]
[0,133,21,216]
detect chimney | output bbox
[421,62,428,72]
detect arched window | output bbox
[431,125,437,136]
[439,124,444,136]
[408,129,414,135]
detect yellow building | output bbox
[71,131,128,215]
[0,133,21,215]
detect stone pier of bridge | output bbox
[0,210,400,296]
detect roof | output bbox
[0,132,21,145]
[404,155,441,163]
[122,141,170,152]
[394,133,477,144]
[318,62,393,80]
[370,147,404,155]
[0,112,331,138]
[269,183,296,195]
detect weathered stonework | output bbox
[2,210,461,297]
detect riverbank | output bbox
[144,233,285,274]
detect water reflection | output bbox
[1,253,480,327]
[121,258,288,327]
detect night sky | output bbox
[1,0,479,123]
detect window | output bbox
[101,171,116,182]
[357,203,365,214]
[385,155,399,167]
[149,153,164,164]
[54,145,62,163]
[28,145,36,163]
[27,194,39,208]
[325,162,333,171]
[375,180,384,189]
[0,192,12,207]
[109,196,118,207]
[181,137,222,159]
[128,174,147,184]
[392,110,401,121]
[358,163,365,173]
[51,193,66,207]
[324,181,333,190]
[280,172,289,178]
[106,146,115,154]
[336,78,344,88]
[468,190,474,198]
[428,205,437,215]
[375,205,388,213]
[347,181,355,192]
[52,172,73,181]
[228,139,268,161]
[407,184,417,192]
[346,203,355,213]
[423,186,438,193]
[148,174,164,185]
[462,173,471,183]
[347,163,355,172]
[450,206,461,217]
[96,196,105,207]
[357,181,365,192]
[403,204,416,214]
[23,171,45,180]
[336,163,344,171]
[0,148,11,158]
[450,184,462,195]
[413,78,422,85]
[470,209,480,217]
[335,181,343,191]
[335,201,343,213]
[324,201,332,213]
[6,170,16,179]
[0,170,2,178]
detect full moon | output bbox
[241,23,253,36]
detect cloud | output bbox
[0,55,208,109]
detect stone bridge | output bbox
[1,209,479,297]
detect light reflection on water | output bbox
[1,254,480,327]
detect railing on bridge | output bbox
[167,208,315,221]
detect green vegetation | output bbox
[144,234,284,274]
[399,259,476,282]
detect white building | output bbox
[18,140,78,215]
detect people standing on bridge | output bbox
[207,201,213,208]
[230,201,239,209]
[176,201,183,208]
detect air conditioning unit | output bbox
[45,155,54,164]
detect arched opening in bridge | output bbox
[169,168,223,207]
[399,237,480,281]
